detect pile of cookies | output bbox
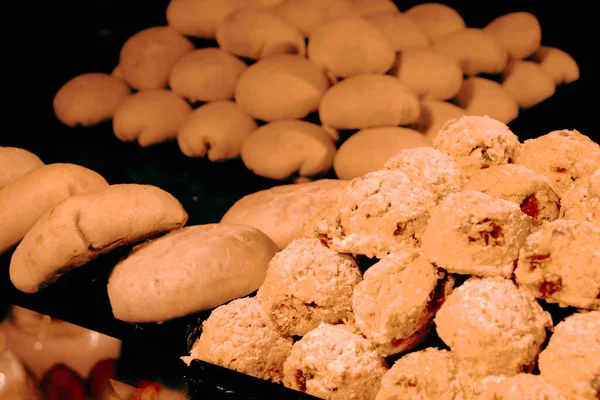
[53,0,579,181]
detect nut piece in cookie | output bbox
[365,13,429,52]
[538,311,600,400]
[0,147,44,190]
[283,323,387,400]
[560,168,600,225]
[422,190,532,277]
[404,3,466,42]
[181,297,293,383]
[483,12,542,60]
[53,73,130,127]
[257,237,362,336]
[455,77,519,124]
[465,164,560,227]
[514,129,600,197]
[9,184,188,293]
[435,277,552,377]
[352,249,454,356]
[479,374,566,400]
[515,219,600,310]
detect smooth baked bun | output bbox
[0,164,108,255]
[455,77,519,124]
[0,147,44,190]
[221,179,348,248]
[107,223,278,323]
[9,184,188,294]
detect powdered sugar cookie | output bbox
[479,374,566,400]
[560,168,600,225]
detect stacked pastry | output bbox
[52,1,580,182]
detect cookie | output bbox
[479,374,566,400]
[455,77,519,124]
[502,60,556,109]
[348,0,399,16]
[0,147,44,190]
[273,0,353,37]
[532,46,580,85]
[404,3,466,42]
[365,13,429,52]
[560,168,600,225]
[483,12,542,59]
[409,99,467,141]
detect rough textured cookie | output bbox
[376,348,478,400]
[410,100,468,141]
[532,46,580,85]
[9,184,188,294]
[107,223,278,322]
[0,164,108,255]
[0,147,44,190]
[112,89,192,147]
[53,73,130,127]
[560,168,600,225]
[307,15,395,80]
[273,0,353,37]
[514,129,600,197]
[502,60,556,109]
[240,120,336,180]
[479,374,566,400]
[366,13,430,52]
[352,249,454,356]
[404,3,466,42]
[465,164,560,227]
[181,297,293,383]
[118,26,193,90]
[432,28,508,76]
[177,100,257,161]
[422,190,532,277]
[216,9,305,60]
[392,47,463,101]
[333,127,429,180]
[515,219,600,310]
[384,146,464,203]
[257,237,362,336]
[455,77,519,124]
[538,311,600,400]
[435,277,552,377]
[348,0,399,16]
[433,115,521,179]
[483,12,542,60]
[234,54,330,121]
[168,48,247,103]
[221,179,347,249]
[319,74,420,130]
[283,323,387,400]
[309,169,436,258]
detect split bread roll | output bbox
[9,184,188,294]
[221,179,348,249]
[0,164,108,255]
[0,147,44,190]
[107,223,278,323]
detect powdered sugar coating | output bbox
[283,323,387,400]
[181,297,293,382]
[384,146,465,203]
[422,190,532,277]
[433,115,521,179]
[257,237,362,336]
[560,168,600,225]
[538,311,600,400]
[478,374,566,400]
[515,219,600,310]
[435,277,552,377]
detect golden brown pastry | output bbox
[0,147,44,190]
[502,60,556,109]
[272,0,353,37]
[365,13,430,52]
[455,77,520,124]
[483,12,542,59]
[532,46,580,84]
[404,3,466,42]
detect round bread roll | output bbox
[216,9,305,60]
[167,0,282,38]
[307,15,395,80]
[240,120,336,180]
[169,48,247,103]
[319,74,420,130]
[53,73,130,127]
[411,100,467,141]
[483,12,542,60]
[0,147,44,190]
[112,89,192,147]
[392,47,462,101]
[532,46,580,85]
[0,164,108,255]
[404,3,466,42]
[502,60,556,109]
[119,26,194,90]
[272,0,353,37]
[234,54,330,121]
[455,77,519,124]
[9,184,188,294]
[365,13,430,52]
[348,0,399,16]
[221,179,347,249]
[334,127,429,180]
[178,101,257,161]
[432,28,508,76]
[107,223,279,323]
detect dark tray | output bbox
[2,1,597,399]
